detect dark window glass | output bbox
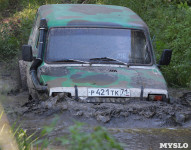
[46,28,151,64]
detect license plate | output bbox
[88,88,130,97]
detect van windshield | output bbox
[46,28,151,65]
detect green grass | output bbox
[58,122,123,150]
[0,111,38,150]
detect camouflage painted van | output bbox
[22,4,172,102]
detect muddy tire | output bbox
[19,60,28,90]
[24,63,48,101]
[19,60,39,100]
[25,66,39,100]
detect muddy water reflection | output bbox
[109,128,191,150]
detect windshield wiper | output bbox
[54,59,90,64]
[89,57,128,66]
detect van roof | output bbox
[38,4,148,30]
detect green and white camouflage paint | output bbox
[27,4,168,100]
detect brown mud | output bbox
[0,62,191,149]
[1,90,191,150]
[20,92,191,127]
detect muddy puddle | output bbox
[0,63,191,149]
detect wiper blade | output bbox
[54,59,90,64]
[90,57,128,65]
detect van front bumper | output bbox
[49,87,168,99]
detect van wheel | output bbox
[25,66,38,100]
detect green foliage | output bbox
[58,122,123,150]
[0,0,9,13]
[12,125,38,150]
[0,0,64,61]
[177,1,189,8]
[0,23,20,61]
[35,119,123,150]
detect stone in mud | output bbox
[57,93,67,101]
[41,93,67,109]
[128,107,133,112]
[175,113,185,124]
[120,112,129,117]
[143,111,155,118]
[58,103,68,110]
[96,115,111,123]
[164,115,179,126]
[41,101,52,109]
[76,111,83,116]
[182,92,191,106]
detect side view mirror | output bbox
[22,45,33,62]
[159,49,172,66]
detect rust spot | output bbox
[69,5,123,15]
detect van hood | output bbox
[38,66,167,90]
